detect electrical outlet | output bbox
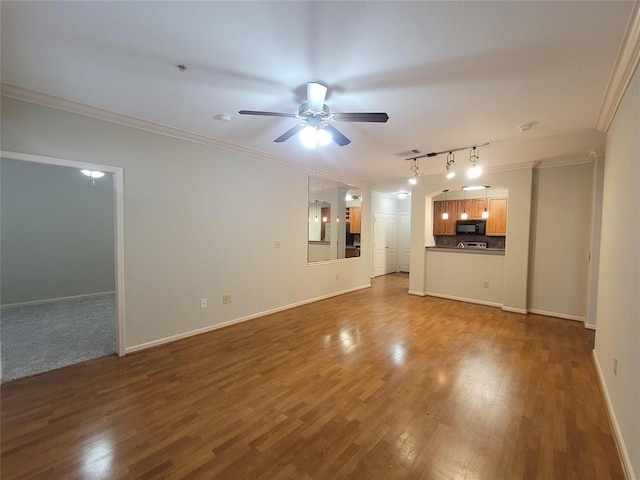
[274,241,281,248]
[613,357,618,376]
[200,298,208,309]
[222,294,231,304]
[483,281,489,288]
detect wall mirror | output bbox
[308,176,362,263]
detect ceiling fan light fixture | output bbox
[300,125,332,148]
[300,126,318,148]
[446,170,456,179]
[317,127,332,146]
[409,176,418,185]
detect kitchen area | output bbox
[425,187,508,307]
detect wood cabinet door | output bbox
[433,201,446,235]
[456,199,473,219]
[348,206,361,233]
[433,201,457,235]
[471,199,487,219]
[487,198,507,235]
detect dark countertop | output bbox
[426,246,505,256]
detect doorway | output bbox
[0,151,125,381]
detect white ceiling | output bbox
[1,1,636,193]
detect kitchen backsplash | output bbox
[435,235,506,249]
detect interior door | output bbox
[398,213,411,272]
[373,212,399,277]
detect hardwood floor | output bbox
[1,273,624,479]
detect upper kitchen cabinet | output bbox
[486,197,507,235]
[471,199,487,219]
[433,200,457,235]
[347,206,361,233]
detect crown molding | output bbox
[533,151,599,169]
[0,83,368,186]
[595,1,640,132]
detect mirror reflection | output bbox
[308,176,362,263]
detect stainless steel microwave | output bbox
[456,219,486,235]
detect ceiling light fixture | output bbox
[404,142,488,179]
[460,189,469,219]
[300,125,332,149]
[482,186,490,219]
[442,189,449,220]
[396,192,409,199]
[81,169,105,185]
[467,147,482,179]
[445,152,456,179]
[409,158,419,185]
[462,185,486,191]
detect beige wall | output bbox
[409,168,533,313]
[0,98,372,351]
[594,64,639,478]
[528,162,594,321]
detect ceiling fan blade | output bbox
[324,125,351,146]
[274,123,306,143]
[332,112,389,123]
[238,110,298,118]
[307,82,327,112]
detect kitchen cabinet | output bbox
[456,199,470,219]
[433,200,457,235]
[471,199,488,219]
[346,206,361,233]
[486,197,507,235]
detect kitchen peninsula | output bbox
[425,190,508,307]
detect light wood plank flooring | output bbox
[1,273,624,479]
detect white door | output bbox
[373,212,399,277]
[398,213,411,272]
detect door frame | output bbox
[1,150,126,356]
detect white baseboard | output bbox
[501,306,528,314]
[1,291,115,309]
[425,292,502,309]
[592,350,635,480]
[126,284,371,354]
[408,290,426,297]
[585,323,597,330]
[528,308,585,323]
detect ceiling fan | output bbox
[238,82,389,147]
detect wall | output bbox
[528,162,594,321]
[409,168,533,312]
[425,251,505,305]
[0,98,372,351]
[594,64,639,478]
[1,159,115,304]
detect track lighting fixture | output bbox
[467,147,482,178]
[404,142,488,179]
[409,158,419,185]
[445,152,456,179]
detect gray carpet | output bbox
[1,294,116,381]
